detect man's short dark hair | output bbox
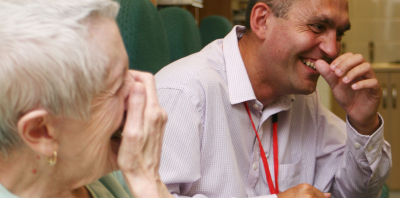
[245,0,294,30]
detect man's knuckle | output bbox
[363,62,372,70]
[299,183,312,190]
[372,78,378,85]
[355,53,365,61]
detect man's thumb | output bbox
[315,59,337,89]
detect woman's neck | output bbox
[0,149,91,198]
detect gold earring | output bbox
[46,151,57,166]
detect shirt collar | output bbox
[224,26,256,105]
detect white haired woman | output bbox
[0,0,173,197]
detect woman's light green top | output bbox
[0,172,132,198]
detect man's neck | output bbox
[238,32,282,107]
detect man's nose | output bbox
[319,32,340,59]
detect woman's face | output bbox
[49,17,131,187]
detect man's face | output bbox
[257,0,350,95]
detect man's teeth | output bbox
[301,59,316,70]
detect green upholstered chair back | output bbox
[116,0,170,74]
[380,184,389,198]
[200,15,232,47]
[159,7,202,62]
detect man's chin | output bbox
[295,85,317,95]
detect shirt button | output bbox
[253,103,259,109]
[253,163,258,170]
[368,145,373,152]
[354,142,361,149]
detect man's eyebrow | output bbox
[309,14,351,31]
[341,23,351,32]
[309,15,334,26]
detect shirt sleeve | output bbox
[313,92,391,198]
[157,88,204,196]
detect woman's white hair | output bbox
[0,0,120,157]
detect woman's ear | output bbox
[250,2,274,39]
[17,109,58,156]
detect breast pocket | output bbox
[278,159,303,192]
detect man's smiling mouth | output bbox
[300,58,316,70]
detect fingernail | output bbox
[352,83,357,89]
[330,63,336,70]
[335,68,342,75]
[343,76,349,83]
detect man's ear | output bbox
[250,2,274,40]
[17,109,58,156]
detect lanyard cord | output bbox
[244,102,279,194]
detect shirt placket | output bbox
[245,101,272,196]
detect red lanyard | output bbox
[244,102,279,194]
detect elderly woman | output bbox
[0,0,174,197]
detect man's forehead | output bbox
[292,0,350,27]
[292,0,348,12]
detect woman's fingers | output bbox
[119,71,168,174]
[118,81,147,172]
[129,70,159,106]
[130,70,167,166]
[118,71,170,198]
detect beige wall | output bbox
[343,0,400,63]
[316,78,332,110]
